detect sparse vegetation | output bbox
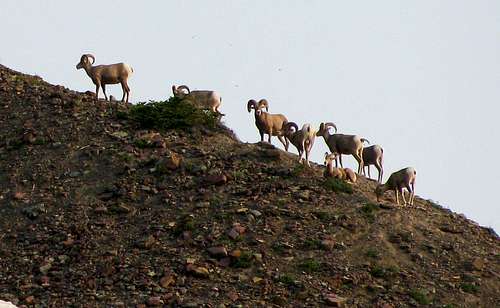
[366,248,380,259]
[460,282,479,294]
[360,203,379,222]
[323,177,353,194]
[303,238,322,250]
[298,259,322,273]
[128,96,219,131]
[276,274,297,286]
[409,289,430,305]
[231,251,253,268]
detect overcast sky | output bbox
[1,1,499,231]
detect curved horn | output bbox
[284,122,299,134]
[177,85,190,94]
[361,138,370,145]
[258,99,269,112]
[85,54,95,64]
[247,99,257,113]
[324,122,337,133]
[171,85,177,94]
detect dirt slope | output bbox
[0,64,498,307]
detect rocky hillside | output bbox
[0,64,498,307]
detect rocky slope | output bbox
[0,64,498,307]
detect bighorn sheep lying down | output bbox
[172,85,223,115]
[247,99,289,151]
[283,122,316,166]
[363,145,384,183]
[375,167,416,205]
[324,153,357,183]
[76,54,133,103]
[316,122,369,174]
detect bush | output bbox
[128,96,218,130]
[323,177,353,194]
[460,283,479,294]
[409,289,430,305]
[298,259,322,273]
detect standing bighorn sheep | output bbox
[283,122,316,166]
[375,167,416,205]
[172,85,223,115]
[247,99,289,150]
[323,153,357,183]
[76,54,133,103]
[316,122,369,174]
[362,145,384,183]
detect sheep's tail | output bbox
[361,138,370,144]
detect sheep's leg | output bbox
[259,131,264,142]
[120,82,126,102]
[405,183,413,206]
[394,189,399,205]
[367,166,371,179]
[277,135,287,150]
[377,164,383,183]
[338,155,343,168]
[305,147,310,167]
[102,84,108,101]
[125,83,131,103]
[410,182,415,205]
[353,152,363,174]
[95,83,103,101]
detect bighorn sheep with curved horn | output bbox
[247,99,289,151]
[316,122,369,174]
[362,145,384,183]
[283,122,316,166]
[76,54,133,102]
[375,167,416,206]
[172,85,223,115]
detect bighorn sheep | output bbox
[324,153,357,183]
[362,145,384,183]
[375,167,416,205]
[76,54,133,103]
[247,99,289,150]
[316,122,369,174]
[283,122,316,166]
[172,85,223,115]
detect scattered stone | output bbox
[207,246,228,258]
[160,274,175,288]
[320,239,335,251]
[204,174,227,186]
[324,293,347,307]
[147,296,163,306]
[186,264,209,278]
[135,235,155,249]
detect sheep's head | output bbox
[316,122,337,136]
[172,85,190,98]
[324,152,337,165]
[76,54,95,70]
[247,99,257,113]
[284,122,299,137]
[257,99,269,112]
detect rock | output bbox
[324,293,347,307]
[186,264,209,278]
[25,295,35,304]
[135,235,155,249]
[207,246,228,258]
[147,296,163,306]
[249,209,262,217]
[0,300,17,308]
[229,249,242,258]
[160,274,175,288]
[320,239,335,251]
[204,174,227,186]
[69,171,81,178]
[465,257,486,271]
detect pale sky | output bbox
[1,1,499,231]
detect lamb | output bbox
[76,54,133,103]
[247,99,289,150]
[375,167,416,205]
[172,85,223,115]
[283,122,316,166]
[362,145,384,183]
[316,122,369,174]
[324,153,357,183]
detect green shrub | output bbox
[323,177,353,194]
[298,259,322,273]
[231,251,253,268]
[460,283,479,294]
[409,289,430,305]
[277,274,297,286]
[303,238,322,250]
[128,96,218,131]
